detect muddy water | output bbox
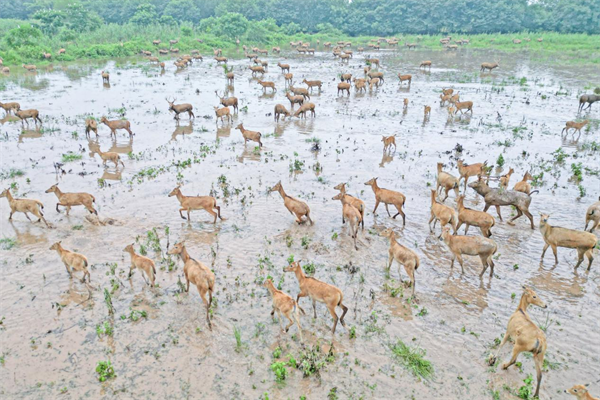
[1,47,599,400]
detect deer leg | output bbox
[551,244,558,264]
[428,213,436,232]
[494,205,503,221]
[533,353,544,398]
[8,211,13,220]
[328,305,339,334]
[479,255,488,277]
[540,243,549,261]
[574,248,585,269]
[393,206,406,226]
[372,199,380,214]
[502,344,525,370]
[206,208,217,223]
[456,254,465,274]
[198,287,212,329]
[585,249,594,270]
[523,209,534,229]
[284,312,295,333]
[179,208,187,220]
[490,330,510,365]
[339,302,348,327]
[508,208,523,225]
[23,212,32,221]
[128,263,136,279]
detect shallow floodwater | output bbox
[1,47,599,400]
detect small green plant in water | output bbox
[270,361,287,383]
[62,151,82,163]
[96,360,116,382]
[389,339,434,379]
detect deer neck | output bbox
[53,187,64,197]
[293,266,305,285]
[430,191,437,205]
[265,282,276,296]
[277,186,287,199]
[179,247,191,263]
[517,293,531,315]
[175,190,186,203]
[4,191,14,203]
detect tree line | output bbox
[1,0,598,36]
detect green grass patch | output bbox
[389,339,434,379]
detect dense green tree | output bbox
[4,24,42,48]
[130,3,159,25]
[64,3,102,32]
[33,9,66,35]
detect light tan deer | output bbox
[499,167,514,189]
[419,60,432,69]
[263,279,304,341]
[277,62,290,73]
[456,195,495,237]
[585,197,600,233]
[440,226,497,277]
[424,105,431,118]
[85,118,98,137]
[168,186,223,223]
[284,73,293,85]
[539,213,597,270]
[257,80,276,92]
[332,192,361,250]
[382,135,396,152]
[457,159,486,191]
[101,71,109,83]
[124,244,156,287]
[302,79,322,92]
[489,286,547,399]
[213,106,232,124]
[337,82,351,95]
[398,74,412,85]
[561,120,589,135]
[97,148,125,168]
[289,83,310,100]
[379,228,420,297]
[480,60,500,72]
[215,91,238,113]
[442,88,454,96]
[429,189,458,234]
[333,183,365,229]
[293,102,316,119]
[16,109,42,126]
[454,100,473,114]
[284,261,348,334]
[364,178,406,225]
[166,98,194,120]
[168,242,215,329]
[100,117,133,138]
[513,172,533,194]
[566,385,598,400]
[269,181,313,225]
[436,162,459,201]
[50,242,90,282]
[0,188,48,227]
[0,101,20,115]
[274,104,290,122]
[45,184,97,215]
[403,98,409,108]
[235,123,263,147]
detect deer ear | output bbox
[521,285,527,290]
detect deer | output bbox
[341,73,352,82]
[456,195,495,237]
[249,65,265,76]
[469,176,535,229]
[152,40,160,46]
[214,56,228,64]
[213,48,222,56]
[284,73,293,85]
[337,82,351,95]
[403,98,409,108]
[213,106,232,125]
[95,148,124,168]
[168,242,215,329]
[274,104,290,122]
[368,77,381,90]
[454,100,473,114]
[0,188,48,227]
[513,38,522,44]
[269,181,313,225]
[333,183,365,229]
[442,88,454,96]
[1,67,9,74]
[16,109,42,126]
[440,93,452,106]
[100,117,132,138]
[585,197,600,233]
[439,226,497,277]
[424,105,431,118]
[277,62,290,73]
[58,48,66,55]
[457,159,487,191]
[578,94,599,112]
[332,192,362,250]
[480,60,500,72]
[272,47,281,54]
[257,80,276,93]
[353,78,367,93]
[124,244,156,287]
[366,58,380,68]
[284,261,348,334]
[50,242,91,283]
[45,184,97,215]
[499,167,515,188]
[382,135,396,153]
[166,98,194,121]
[489,286,547,399]
[379,228,420,297]
[215,91,238,113]
[539,213,597,270]
[566,385,598,400]
[419,60,432,70]
[101,71,109,83]
[22,64,37,71]
[289,83,310,100]
[303,79,322,92]
[513,172,534,194]
[235,123,263,147]
[436,162,459,201]
[429,189,458,234]
[293,102,316,119]
[0,101,20,115]
[263,279,304,341]
[286,92,304,108]
[168,186,223,223]
[364,178,406,225]
[561,120,589,135]
[398,74,412,85]
[367,70,384,83]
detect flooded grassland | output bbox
[0,47,599,399]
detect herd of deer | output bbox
[2,37,599,399]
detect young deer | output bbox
[566,385,598,400]
[97,149,125,168]
[274,104,290,122]
[277,62,290,73]
[333,183,365,229]
[379,228,420,297]
[403,98,409,108]
[457,159,486,191]
[168,242,215,329]
[513,172,533,194]
[440,226,497,277]
[50,242,90,282]
[257,80,276,93]
[124,244,156,287]
[100,117,133,138]
[424,105,431,118]
[454,100,473,114]
[398,74,411,85]
[429,189,458,234]
[269,181,313,225]
[16,109,42,126]
[436,162,459,201]
[286,92,304,109]
[235,123,263,147]
[489,286,547,399]
[166,98,194,120]
[293,102,316,119]
[332,192,361,250]
[364,178,406,225]
[213,106,232,124]
[456,195,495,237]
[263,279,304,341]
[539,214,597,269]
[284,261,348,334]
[337,82,351,96]
[382,135,396,153]
[85,118,98,138]
[168,186,223,223]
[585,197,600,233]
[0,188,48,227]
[302,79,322,92]
[101,71,109,83]
[0,101,20,115]
[45,184,97,215]
[499,167,514,189]
[561,120,589,135]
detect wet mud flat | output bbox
[0,47,599,399]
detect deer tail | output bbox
[528,190,539,196]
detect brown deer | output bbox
[398,74,412,85]
[289,83,310,100]
[364,177,406,225]
[274,104,290,122]
[489,286,547,399]
[124,244,156,287]
[454,100,473,114]
[50,242,90,283]
[332,192,362,250]
[286,92,304,108]
[337,82,351,96]
[480,60,500,72]
[213,106,232,125]
[513,172,533,194]
[333,183,365,229]
[16,109,42,126]
[100,117,133,138]
[382,135,396,152]
[539,213,597,269]
[419,60,432,70]
[214,56,228,64]
[215,91,238,113]
[585,198,600,233]
[166,98,194,120]
[257,80,276,93]
[249,65,265,76]
[263,279,304,341]
[456,195,495,237]
[436,162,459,201]
[457,159,486,191]
[0,188,48,227]
[101,71,109,83]
[168,242,215,329]
[277,62,290,73]
[293,102,316,119]
[235,123,263,147]
[379,228,420,297]
[439,226,497,277]
[566,385,598,400]
[45,184,97,215]
[303,79,322,92]
[284,261,348,334]
[578,94,599,112]
[429,189,458,234]
[0,101,20,115]
[561,120,589,135]
[269,181,313,225]
[168,186,223,223]
[424,105,431,118]
[499,168,514,189]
